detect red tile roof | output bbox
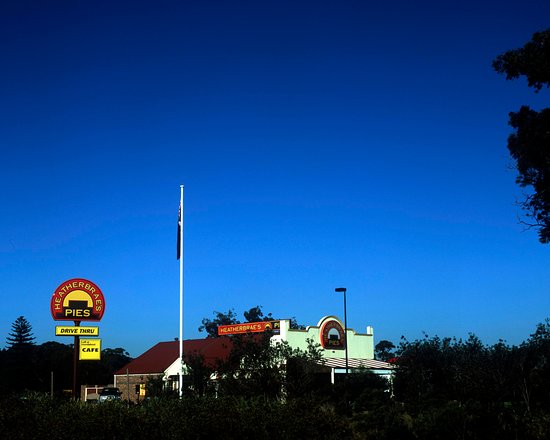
[115,337,233,375]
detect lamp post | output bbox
[335,287,348,375]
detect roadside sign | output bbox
[55,326,99,336]
[79,338,101,360]
[51,278,106,321]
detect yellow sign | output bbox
[56,326,99,336]
[79,338,101,360]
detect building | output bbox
[114,316,394,402]
[114,337,232,401]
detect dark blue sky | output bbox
[1,0,549,356]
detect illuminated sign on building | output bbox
[218,320,281,336]
[320,318,346,349]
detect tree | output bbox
[243,305,273,323]
[216,333,324,399]
[198,309,239,338]
[80,347,133,386]
[33,341,73,393]
[375,340,396,361]
[493,29,550,243]
[199,306,282,338]
[184,352,215,397]
[6,316,35,349]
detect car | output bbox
[98,387,121,402]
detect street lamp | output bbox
[335,287,348,375]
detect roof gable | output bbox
[115,337,233,375]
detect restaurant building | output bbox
[114,315,394,402]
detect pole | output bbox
[179,185,184,397]
[73,320,80,400]
[335,287,349,376]
[343,289,348,375]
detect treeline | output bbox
[180,319,550,438]
[382,320,550,439]
[5,316,550,438]
[0,342,132,395]
[1,316,131,396]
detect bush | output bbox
[0,394,349,440]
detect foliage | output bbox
[375,339,396,361]
[199,306,304,337]
[216,333,324,399]
[393,333,512,405]
[383,322,550,439]
[6,316,35,349]
[493,29,550,243]
[243,305,273,322]
[80,347,132,386]
[183,352,215,397]
[0,395,349,440]
[493,29,550,91]
[145,375,177,399]
[0,337,133,396]
[289,317,306,330]
[6,319,550,437]
[198,309,239,338]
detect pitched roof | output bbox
[115,337,233,375]
[323,358,396,370]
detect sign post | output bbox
[73,321,80,399]
[50,278,106,400]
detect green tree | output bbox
[145,374,177,399]
[493,29,550,243]
[198,309,239,338]
[184,352,215,397]
[199,306,286,337]
[1,317,37,393]
[375,340,396,361]
[243,305,273,322]
[217,333,323,400]
[6,316,35,349]
[79,347,132,386]
[36,342,73,393]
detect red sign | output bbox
[218,320,280,336]
[50,278,105,321]
[320,319,345,349]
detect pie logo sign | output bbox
[320,319,346,349]
[50,278,105,321]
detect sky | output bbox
[1,0,549,357]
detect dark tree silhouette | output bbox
[243,305,273,323]
[199,306,304,337]
[493,29,550,243]
[374,339,396,361]
[6,316,35,349]
[199,309,239,338]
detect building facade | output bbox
[114,316,394,402]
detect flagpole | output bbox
[179,184,184,398]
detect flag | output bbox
[177,202,181,260]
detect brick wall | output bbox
[114,373,163,403]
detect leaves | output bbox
[6,316,35,349]
[493,29,550,91]
[494,29,550,243]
